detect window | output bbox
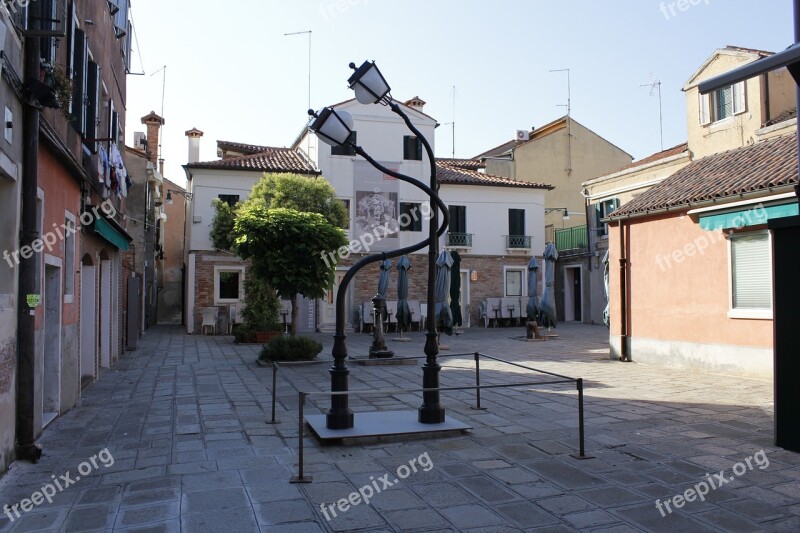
[339,199,351,229]
[400,202,422,232]
[331,132,356,156]
[700,82,745,124]
[403,136,422,161]
[509,209,525,236]
[64,215,75,299]
[594,198,619,237]
[729,232,772,318]
[505,269,524,297]
[218,195,240,208]
[448,205,466,234]
[39,0,59,64]
[84,60,100,152]
[214,267,245,304]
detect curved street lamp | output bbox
[308,60,450,429]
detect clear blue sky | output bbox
[126,0,793,185]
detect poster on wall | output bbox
[353,161,400,252]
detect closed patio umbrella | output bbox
[377,258,392,297]
[526,257,540,321]
[435,250,454,336]
[449,251,462,327]
[540,243,558,328]
[395,256,411,332]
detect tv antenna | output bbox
[640,75,664,151]
[285,30,313,170]
[550,68,572,175]
[150,65,167,166]
[443,86,456,158]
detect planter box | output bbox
[255,331,282,343]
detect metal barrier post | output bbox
[290,392,313,483]
[269,363,278,424]
[471,352,487,410]
[570,378,593,460]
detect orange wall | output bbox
[36,146,81,329]
[609,212,772,348]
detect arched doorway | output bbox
[80,254,96,389]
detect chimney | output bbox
[185,127,204,164]
[403,96,426,111]
[141,111,165,165]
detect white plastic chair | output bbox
[361,301,374,333]
[420,303,428,331]
[201,307,217,335]
[407,300,421,331]
[385,300,398,332]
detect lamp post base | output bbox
[326,410,354,430]
[418,405,446,424]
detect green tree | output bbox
[242,172,347,228]
[235,206,348,335]
[240,275,280,333]
[210,198,238,251]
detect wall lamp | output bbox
[165,190,192,205]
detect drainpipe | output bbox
[618,220,630,362]
[16,3,43,462]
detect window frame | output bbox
[214,266,245,305]
[448,205,467,234]
[217,194,240,208]
[400,202,423,232]
[595,198,619,238]
[403,135,423,161]
[504,267,525,297]
[700,81,746,125]
[727,230,772,320]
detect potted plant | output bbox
[257,335,323,366]
[237,275,281,344]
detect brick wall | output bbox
[340,253,539,325]
[192,251,251,330]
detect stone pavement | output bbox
[0,324,798,532]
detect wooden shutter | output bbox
[85,61,99,151]
[72,29,87,135]
[699,92,711,125]
[733,81,746,114]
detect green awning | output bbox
[699,203,800,231]
[92,217,130,251]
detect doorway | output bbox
[459,270,471,327]
[80,256,96,389]
[564,266,583,322]
[99,257,112,368]
[320,268,350,331]
[43,263,62,427]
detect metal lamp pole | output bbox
[308,92,449,429]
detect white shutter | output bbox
[699,92,711,125]
[731,233,772,309]
[733,81,746,114]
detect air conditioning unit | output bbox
[516,130,530,141]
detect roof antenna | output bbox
[640,75,664,151]
[550,68,572,176]
[443,85,456,158]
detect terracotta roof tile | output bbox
[187,147,319,174]
[437,158,486,171]
[437,163,553,190]
[609,143,690,175]
[763,108,797,128]
[610,133,798,219]
[216,140,272,156]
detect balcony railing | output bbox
[555,225,588,253]
[505,235,532,249]
[447,232,473,248]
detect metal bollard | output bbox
[269,363,278,424]
[290,392,313,483]
[570,378,593,460]
[471,352,487,410]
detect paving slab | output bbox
[0,324,796,532]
